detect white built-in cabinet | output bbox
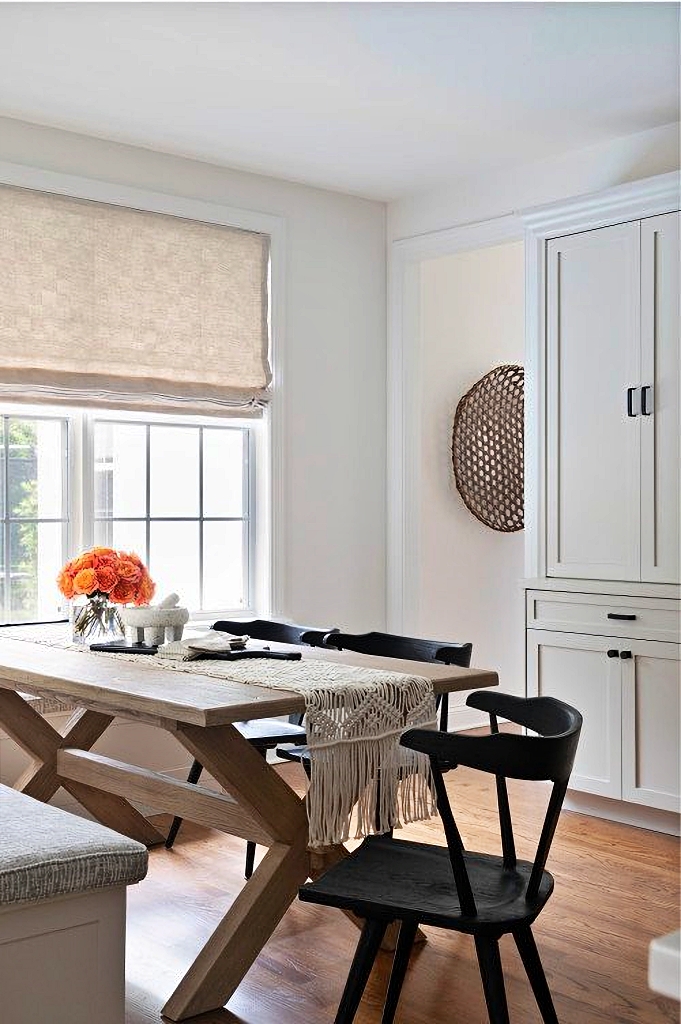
[524,175,680,830]
[546,212,679,583]
[527,593,680,813]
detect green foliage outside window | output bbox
[3,419,39,619]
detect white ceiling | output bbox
[0,2,678,201]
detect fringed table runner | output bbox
[4,629,438,848]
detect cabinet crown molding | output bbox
[522,171,680,239]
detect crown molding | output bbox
[522,171,680,239]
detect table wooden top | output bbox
[0,636,498,728]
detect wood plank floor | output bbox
[125,762,680,1024]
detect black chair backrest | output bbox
[322,630,472,668]
[401,691,582,913]
[322,631,472,731]
[213,618,335,648]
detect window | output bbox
[0,407,259,625]
[0,181,277,625]
[0,414,69,622]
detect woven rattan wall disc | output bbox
[452,364,524,532]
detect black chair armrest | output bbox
[467,690,582,739]
[401,725,577,783]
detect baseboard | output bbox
[564,791,680,836]
[446,704,489,733]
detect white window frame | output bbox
[0,402,270,623]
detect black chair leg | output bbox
[244,840,256,879]
[165,758,204,849]
[335,918,388,1024]
[243,746,269,879]
[381,919,418,1023]
[513,927,559,1024]
[474,935,510,1024]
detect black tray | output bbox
[89,640,158,654]
[202,649,302,661]
[88,642,301,661]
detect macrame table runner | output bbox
[5,630,438,848]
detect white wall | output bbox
[0,116,387,630]
[418,243,525,705]
[389,122,680,240]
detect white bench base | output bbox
[0,885,128,1024]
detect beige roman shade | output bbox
[0,184,271,414]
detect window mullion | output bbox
[3,418,10,622]
[199,426,204,611]
[76,411,93,553]
[145,424,151,566]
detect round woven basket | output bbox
[451,364,524,533]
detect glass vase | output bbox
[70,595,124,644]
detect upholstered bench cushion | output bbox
[0,785,148,906]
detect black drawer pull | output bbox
[627,386,638,417]
[606,649,620,659]
[607,613,637,621]
[641,385,652,416]
[619,650,633,660]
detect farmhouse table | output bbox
[0,634,498,1021]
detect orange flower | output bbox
[59,547,155,606]
[116,559,142,583]
[56,568,76,599]
[94,565,118,593]
[110,579,137,604]
[134,574,156,606]
[71,552,96,573]
[72,567,98,596]
[94,551,118,568]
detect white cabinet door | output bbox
[546,222,641,581]
[640,212,680,584]
[621,640,680,813]
[527,630,622,798]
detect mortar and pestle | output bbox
[119,593,189,646]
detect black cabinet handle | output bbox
[619,650,633,660]
[606,649,620,658]
[607,613,637,621]
[627,387,638,417]
[641,385,652,415]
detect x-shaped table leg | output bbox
[161,722,310,1022]
[0,689,164,845]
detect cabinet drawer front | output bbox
[527,591,680,642]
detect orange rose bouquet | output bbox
[58,546,156,642]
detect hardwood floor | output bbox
[125,762,680,1024]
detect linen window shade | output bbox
[0,184,271,415]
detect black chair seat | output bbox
[300,834,553,933]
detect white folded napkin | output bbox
[156,630,249,661]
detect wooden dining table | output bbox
[0,633,498,1021]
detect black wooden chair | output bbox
[299,691,582,1024]
[276,630,472,773]
[164,618,336,877]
